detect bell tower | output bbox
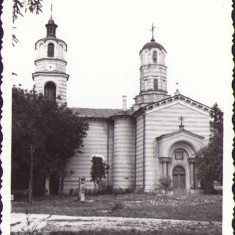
[134,24,170,109]
[32,11,69,104]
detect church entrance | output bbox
[172,166,186,194]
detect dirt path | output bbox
[11,213,222,234]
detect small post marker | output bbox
[78,176,86,201]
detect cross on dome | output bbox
[151,23,155,42]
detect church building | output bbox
[33,17,212,193]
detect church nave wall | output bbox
[63,120,109,193]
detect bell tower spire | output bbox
[51,4,53,19]
[46,4,57,37]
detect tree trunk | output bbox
[95,183,98,194]
[28,145,33,204]
[58,176,63,194]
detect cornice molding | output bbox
[32,72,69,81]
[34,58,67,65]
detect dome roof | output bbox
[47,17,55,25]
[140,39,167,54]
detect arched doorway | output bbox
[172,166,186,192]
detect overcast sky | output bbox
[12,0,232,111]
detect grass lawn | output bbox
[12,192,222,222]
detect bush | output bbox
[85,188,95,195]
[159,176,172,196]
[90,156,109,193]
[112,187,134,195]
[99,185,113,195]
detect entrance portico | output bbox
[156,128,204,192]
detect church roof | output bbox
[156,129,205,141]
[47,18,55,25]
[109,109,135,119]
[140,93,211,113]
[71,108,122,118]
[140,39,167,54]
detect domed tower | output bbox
[32,15,69,104]
[134,24,170,109]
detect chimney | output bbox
[122,95,127,111]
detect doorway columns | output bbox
[159,157,172,176]
[188,158,195,189]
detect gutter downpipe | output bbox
[107,120,110,186]
[143,113,146,191]
[134,118,137,191]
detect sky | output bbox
[11,0,232,111]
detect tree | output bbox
[195,103,223,194]
[209,103,223,134]
[13,0,43,23]
[159,176,172,196]
[90,156,109,193]
[12,87,89,196]
[209,103,223,126]
[13,0,43,46]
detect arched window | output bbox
[152,50,157,63]
[47,43,54,57]
[44,82,56,101]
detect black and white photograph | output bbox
[1,0,233,234]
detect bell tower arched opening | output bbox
[152,50,157,63]
[44,82,56,101]
[47,43,54,57]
